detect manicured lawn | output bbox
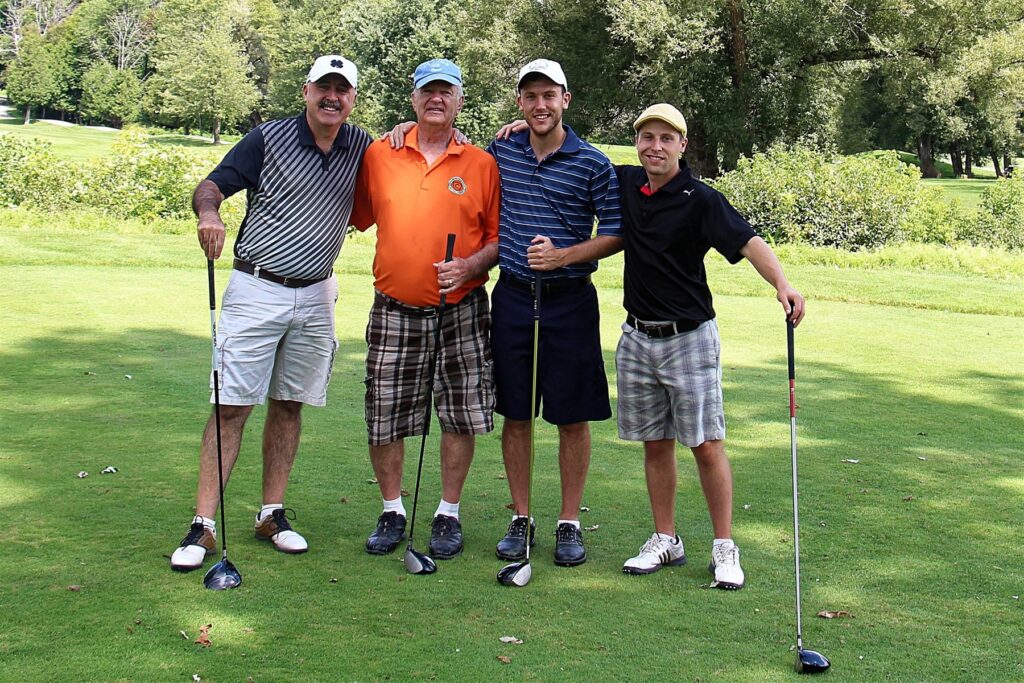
[1,223,1021,681]
[921,177,995,210]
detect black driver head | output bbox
[404,547,437,575]
[496,560,532,587]
[203,558,242,591]
[795,649,831,674]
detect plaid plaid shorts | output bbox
[615,319,726,447]
[364,287,495,445]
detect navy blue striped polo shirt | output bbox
[207,114,372,280]
[487,126,622,280]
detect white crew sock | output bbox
[557,519,581,529]
[383,496,407,517]
[192,515,216,531]
[258,503,283,522]
[435,499,460,520]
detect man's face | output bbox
[303,73,356,129]
[516,77,571,136]
[411,81,464,128]
[635,120,686,178]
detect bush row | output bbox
[711,146,1023,251]
[1,133,1021,251]
[0,129,244,225]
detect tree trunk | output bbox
[965,148,975,178]
[685,119,719,179]
[213,117,222,145]
[949,141,964,178]
[23,106,31,125]
[990,149,1002,177]
[917,134,940,178]
[1003,152,1012,176]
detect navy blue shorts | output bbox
[491,275,611,425]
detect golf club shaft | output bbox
[407,233,458,545]
[524,272,541,562]
[207,259,229,560]
[788,319,803,650]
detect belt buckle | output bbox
[281,277,291,287]
[253,264,262,278]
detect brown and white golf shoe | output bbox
[254,507,308,554]
[170,518,216,571]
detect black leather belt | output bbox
[374,288,482,318]
[233,258,329,288]
[499,272,591,296]
[626,314,704,339]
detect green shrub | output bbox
[902,186,974,245]
[970,175,1024,250]
[712,146,922,250]
[0,134,74,210]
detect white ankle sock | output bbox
[193,515,216,531]
[383,497,407,517]
[656,532,676,542]
[435,499,459,519]
[258,503,283,522]
[512,514,531,523]
[713,538,734,549]
[557,519,580,529]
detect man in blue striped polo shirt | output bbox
[487,59,623,567]
[170,55,372,573]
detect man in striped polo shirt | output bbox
[488,59,623,567]
[170,55,372,572]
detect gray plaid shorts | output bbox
[615,318,725,447]
[364,287,495,446]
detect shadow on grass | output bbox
[1,328,1021,679]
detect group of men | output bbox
[170,53,805,590]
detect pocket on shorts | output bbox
[362,373,375,425]
[324,338,340,388]
[479,359,496,411]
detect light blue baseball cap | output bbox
[413,58,462,89]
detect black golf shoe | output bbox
[495,516,536,561]
[428,514,463,559]
[365,511,406,555]
[553,522,586,566]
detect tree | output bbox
[4,28,60,122]
[79,58,140,125]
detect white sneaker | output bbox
[709,542,745,589]
[255,508,308,554]
[622,533,687,575]
[170,517,216,571]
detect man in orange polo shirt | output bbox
[350,58,500,560]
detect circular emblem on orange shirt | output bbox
[448,177,467,195]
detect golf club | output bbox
[497,270,541,587]
[403,233,457,575]
[203,259,242,591]
[788,319,829,673]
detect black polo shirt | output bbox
[207,114,371,280]
[616,161,756,322]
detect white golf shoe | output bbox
[709,541,745,589]
[170,517,216,571]
[254,508,308,554]
[622,533,687,575]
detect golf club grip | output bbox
[444,233,456,262]
[534,271,542,316]
[207,259,216,310]
[787,320,796,417]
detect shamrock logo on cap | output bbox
[331,59,344,68]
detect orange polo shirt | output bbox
[351,127,501,306]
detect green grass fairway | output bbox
[1,223,1021,681]
[922,177,995,210]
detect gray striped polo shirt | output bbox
[207,114,372,280]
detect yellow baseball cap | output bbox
[633,103,687,138]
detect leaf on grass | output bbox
[77,471,88,478]
[329,578,338,583]
[340,497,348,504]
[180,630,189,639]
[67,585,81,591]
[505,502,516,510]
[124,374,132,380]
[196,624,212,647]
[499,636,523,644]
[101,466,118,474]
[496,655,512,664]
[496,474,506,479]
[917,456,927,461]
[366,477,378,484]
[916,432,927,436]
[816,610,853,619]
[192,675,201,682]
[902,495,914,501]
[584,524,599,532]
[84,371,96,376]
[840,459,860,464]
[400,489,410,497]
[579,506,590,512]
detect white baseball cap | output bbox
[307,55,358,88]
[517,59,568,91]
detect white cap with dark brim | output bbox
[307,55,358,88]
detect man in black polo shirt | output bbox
[616,104,805,589]
[170,55,373,572]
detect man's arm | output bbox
[739,236,806,325]
[526,234,623,271]
[194,179,227,260]
[436,241,499,294]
